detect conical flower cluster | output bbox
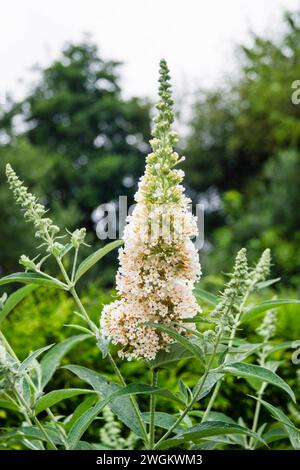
[101,60,201,361]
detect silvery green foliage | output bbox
[6,164,64,258]
[0,60,299,451]
[256,309,277,341]
[0,345,17,391]
[250,248,271,287]
[209,248,249,336]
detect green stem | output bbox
[248,344,268,449]
[201,314,240,423]
[13,385,57,450]
[36,269,68,290]
[149,369,158,449]
[54,255,149,447]
[201,282,257,424]
[56,257,72,287]
[108,352,149,447]
[70,287,98,334]
[154,329,223,449]
[201,380,220,423]
[71,248,79,283]
[0,330,68,449]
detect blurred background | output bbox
[1,1,300,444]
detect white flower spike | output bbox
[101,60,201,361]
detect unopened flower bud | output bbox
[70,228,87,249]
[19,255,37,271]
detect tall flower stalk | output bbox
[201,248,271,423]
[3,59,297,453]
[101,59,201,361]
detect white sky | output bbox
[1,0,299,102]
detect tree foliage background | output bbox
[0,11,300,284]
[1,9,300,448]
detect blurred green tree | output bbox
[184,11,300,282]
[0,41,151,273]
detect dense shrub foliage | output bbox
[0,58,299,451]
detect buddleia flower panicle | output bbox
[101,59,201,361]
[209,248,249,336]
[256,309,277,341]
[6,164,64,258]
[250,248,271,288]
[100,406,137,450]
[0,344,18,392]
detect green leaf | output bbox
[0,426,62,445]
[67,398,109,448]
[64,365,144,438]
[68,384,172,449]
[107,383,185,404]
[260,424,289,446]
[178,379,191,404]
[189,410,237,425]
[146,342,194,369]
[194,288,218,306]
[65,394,98,431]
[40,335,90,389]
[268,341,295,354]
[256,278,281,290]
[0,272,67,290]
[241,299,300,323]
[225,342,262,364]
[0,399,20,412]
[18,344,54,373]
[156,421,264,450]
[97,334,110,359]
[35,388,94,415]
[181,316,212,324]
[144,322,205,365]
[223,362,296,402]
[67,383,183,448]
[75,240,123,282]
[0,284,38,325]
[254,397,300,449]
[193,372,223,401]
[142,412,184,433]
[64,324,93,335]
[75,441,114,450]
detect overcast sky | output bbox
[1,0,299,102]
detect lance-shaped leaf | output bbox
[0,284,37,325]
[64,365,144,438]
[194,288,218,306]
[65,394,98,431]
[144,322,205,365]
[142,412,184,433]
[193,371,223,401]
[155,421,265,449]
[75,240,123,282]
[255,278,281,290]
[40,335,90,389]
[241,299,300,323]
[253,397,300,449]
[0,272,67,289]
[146,342,194,369]
[18,344,54,373]
[67,383,184,448]
[0,399,20,412]
[223,362,296,402]
[35,388,95,415]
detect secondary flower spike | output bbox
[101,59,201,360]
